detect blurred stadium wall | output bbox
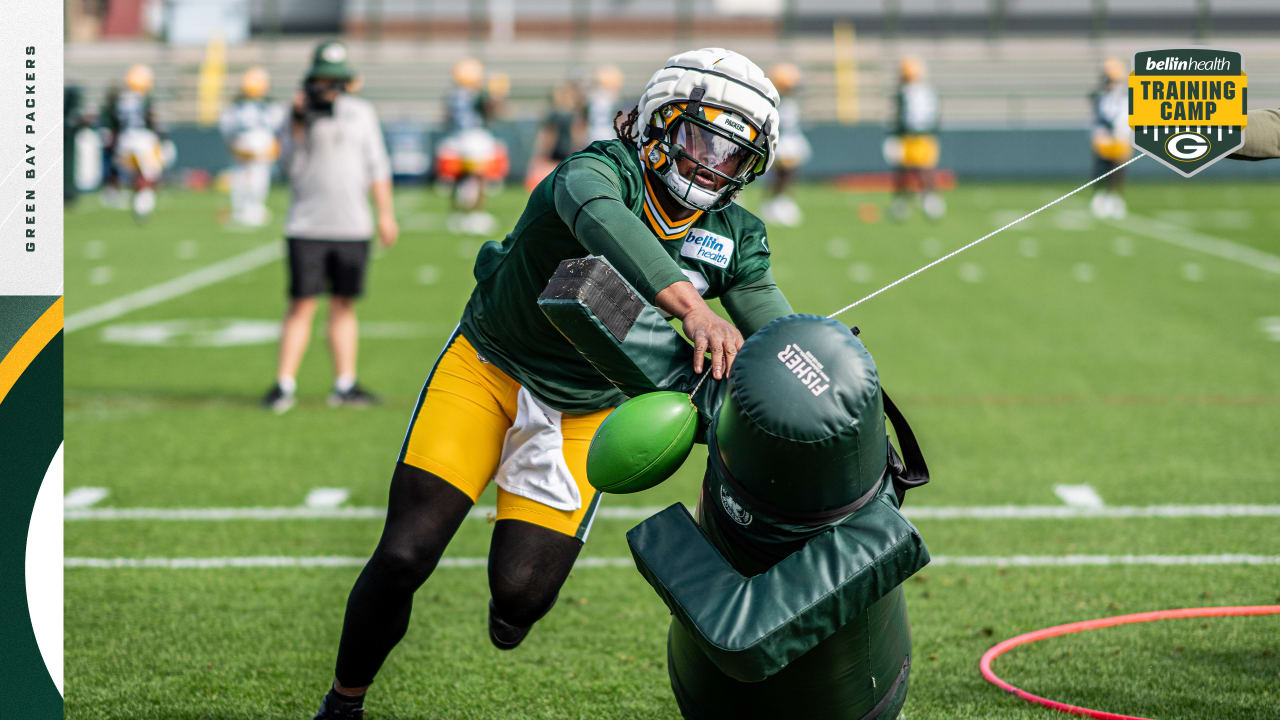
[66,0,1280,180]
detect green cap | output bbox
[307,40,355,81]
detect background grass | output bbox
[64,177,1280,719]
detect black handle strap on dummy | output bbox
[883,388,930,506]
[851,324,931,505]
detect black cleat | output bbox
[329,383,379,408]
[488,599,532,651]
[262,383,296,414]
[313,691,365,719]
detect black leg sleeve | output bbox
[487,519,584,631]
[333,462,474,688]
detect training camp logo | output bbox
[1129,48,1247,177]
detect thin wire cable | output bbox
[826,153,1146,320]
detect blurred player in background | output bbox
[436,57,507,236]
[886,56,944,221]
[1089,58,1132,220]
[583,64,624,144]
[219,67,286,228]
[261,41,398,414]
[101,63,170,220]
[311,47,792,720]
[525,80,583,190]
[760,62,810,227]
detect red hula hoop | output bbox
[979,605,1280,720]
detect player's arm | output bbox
[552,156,743,378]
[363,105,397,247]
[1230,108,1280,160]
[721,268,793,337]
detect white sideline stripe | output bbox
[64,242,283,333]
[1115,214,1280,275]
[304,488,349,508]
[63,503,1280,521]
[63,488,109,509]
[63,554,1280,570]
[1053,484,1104,508]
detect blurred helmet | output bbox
[241,66,270,99]
[308,40,355,82]
[1102,57,1126,83]
[635,48,780,212]
[487,71,510,99]
[453,58,485,90]
[769,62,802,94]
[125,64,154,94]
[899,56,925,83]
[595,64,624,92]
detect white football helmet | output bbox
[634,48,780,211]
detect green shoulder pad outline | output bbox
[538,255,724,429]
[626,493,929,683]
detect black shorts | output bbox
[286,237,370,299]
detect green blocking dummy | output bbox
[537,260,930,719]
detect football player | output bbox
[1089,57,1132,219]
[312,48,794,719]
[435,57,506,236]
[525,80,584,190]
[584,64,624,144]
[887,57,944,221]
[760,62,810,227]
[219,67,286,227]
[101,64,169,220]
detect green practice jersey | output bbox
[459,139,791,414]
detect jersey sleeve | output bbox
[552,156,688,302]
[362,103,392,183]
[721,213,791,335]
[722,268,793,336]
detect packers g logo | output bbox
[1164,131,1211,162]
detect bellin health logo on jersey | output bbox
[1129,48,1247,177]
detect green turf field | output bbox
[63,179,1280,719]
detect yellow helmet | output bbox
[594,64,624,92]
[452,57,485,90]
[769,62,802,94]
[1102,57,1126,83]
[899,56,925,83]
[125,63,154,94]
[487,71,510,99]
[241,66,270,99]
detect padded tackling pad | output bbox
[537,256,723,425]
[627,489,928,683]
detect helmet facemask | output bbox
[644,92,769,212]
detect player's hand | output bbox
[377,212,399,248]
[681,305,744,380]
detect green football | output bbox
[587,391,699,494]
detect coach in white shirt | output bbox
[263,41,399,413]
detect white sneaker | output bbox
[922,193,946,220]
[1090,192,1109,219]
[132,188,156,220]
[762,196,803,227]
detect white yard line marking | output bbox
[1053,484,1105,509]
[303,488,350,508]
[64,554,1280,570]
[63,503,1280,522]
[1114,214,1280,275]
[1260,317,1280,342]
[65,242,283,333]
[63,488,109,509]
